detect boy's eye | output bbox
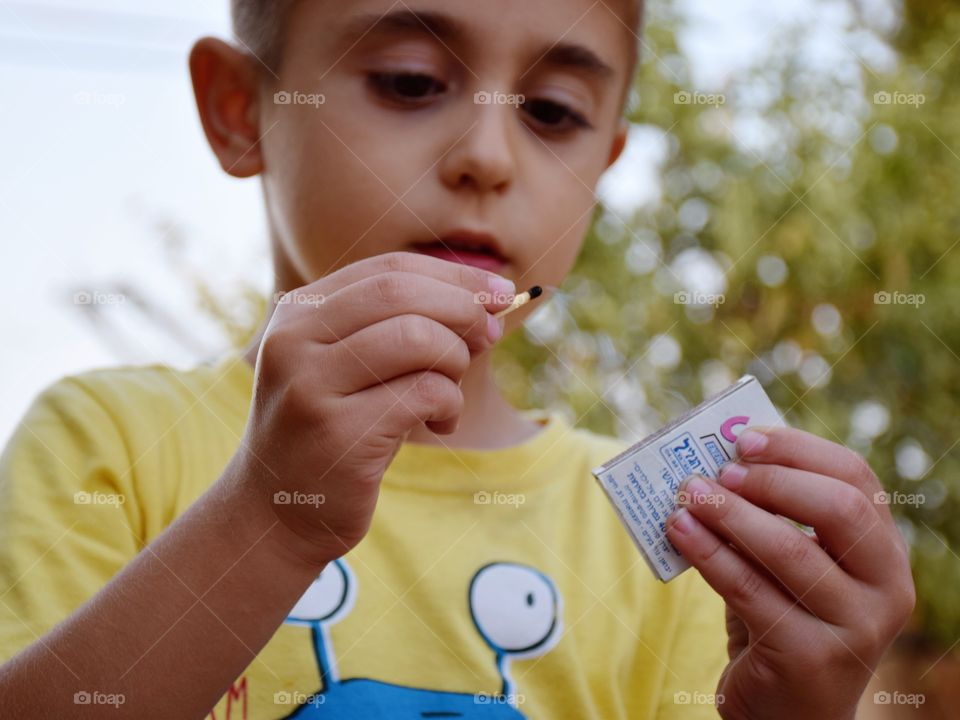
[522,98,593,134]
[368,72,446,103]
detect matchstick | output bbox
[494,286,544,319]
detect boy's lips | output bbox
[411,231,508,273]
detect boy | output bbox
[0,0,913,718]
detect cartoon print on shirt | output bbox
[280,559,563,718]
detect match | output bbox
[494,286,544,319]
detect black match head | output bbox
[527,285,543,299]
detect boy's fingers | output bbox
[736,426,898,534]
[665,506,807,645]
[717,463,904,586]
[349,369,464,439]
[677,475,854,622]
[306,251,516,312]
[320,316,470,394]
[737,427,885,500]
[309,273,498,352]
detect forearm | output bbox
[0,456,325,719]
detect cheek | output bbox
[262,118,415,276]
[520,165,598,272]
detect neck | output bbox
[404,347,539,449]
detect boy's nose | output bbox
[438,104,516,195]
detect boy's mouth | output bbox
[411,231,508,273]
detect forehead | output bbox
[289,0,636,78]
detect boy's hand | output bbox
[665,426,915,720]
[235,252,515,566]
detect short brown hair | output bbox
[229,0,295,74]
[231,0,644,77]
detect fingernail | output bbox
[737,429,768,457]
[718,463,748,491]
[487,275,516,302]
[486,313,503,343]
[668,507,698,535]
[678,474,711,502]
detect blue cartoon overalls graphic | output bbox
[279,559,562,718]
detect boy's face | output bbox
[251,0,632,318]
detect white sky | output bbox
[0,0,889,445]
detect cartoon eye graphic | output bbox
[287,559,355,624]
[283,559,560,714]
[469,562,560,655]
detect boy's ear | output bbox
[189,37,265,179]
[606,118,629,169]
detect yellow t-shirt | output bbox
[0,353,727,719]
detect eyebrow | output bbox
[340,9,465,47]
[535,42,616,80]
[339,9,615,81]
